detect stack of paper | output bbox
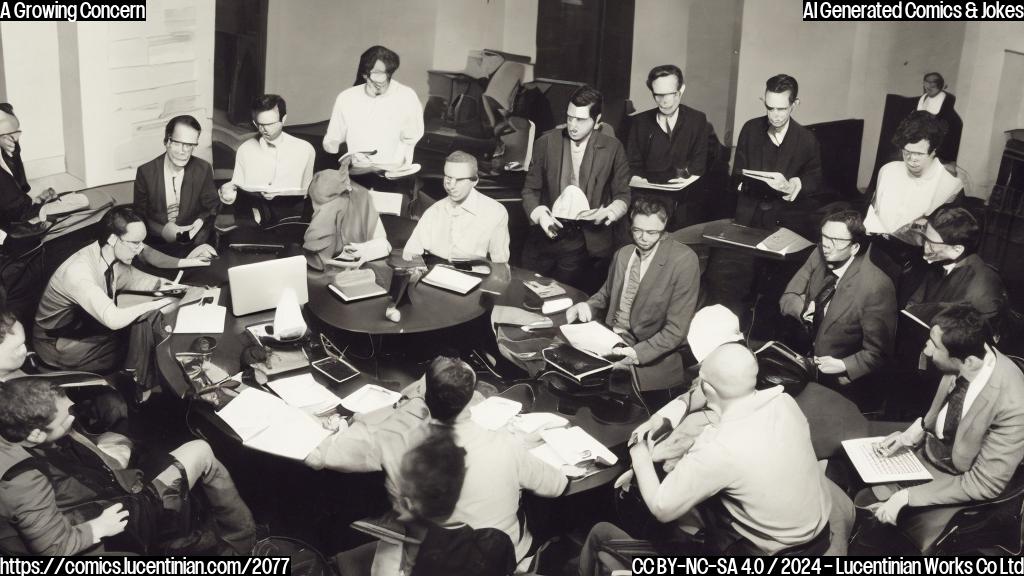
[266,373,342,414]
[340,384,403,414]
[470,397,523,430]
[216,388,329,460]
[559,321,624,356]
[511,412,568,434]
[174,288,226,334]
[422,266,482,295]
[538,426,618,466]
[755,227,814,255]
[841,437,933,483]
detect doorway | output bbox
[214,0,268,128]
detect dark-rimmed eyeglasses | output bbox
[820,233,853,249]
[168,138,198,152]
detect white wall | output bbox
[502,0,537,61]
[434,0,506,71]
[629,0,689,112]
[0,22,66,179]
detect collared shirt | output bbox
[867,158,962,234]
[802,255,854,322]
[767,121,790,147]
[943,261,958,276]
[323,79,424,165]
[917,91,947,116]
[162,159,185,221]
[231,132,315,194]
[615,241,660,318]
[569,133,590,187]
[404,189,510,263]
[660,109,678,135]
[934,347,997,440]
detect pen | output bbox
[480,289,502,295]
[173,270,184,285]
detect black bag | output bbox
[754,341,813,397]
[411,523,516,576]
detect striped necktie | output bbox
[613,251,644,332]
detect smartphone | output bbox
[312,356,360,384]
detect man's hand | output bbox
[612,345,638,366]
[873,423,924,458]
[565,302,592,323]
[870,489,909,525]
[629,416,670,449]
[587,206,618,226]
[814,355,846,375]
[160,222,186,243]
[779,293,804,319]
[303,447,325,470]
[30,187,58,204]
[186,244,218,262]
[89,503,129,539]
[537,210,563,239]
[218,182,237,205]
[629,437,653,466]
[346,152,373,166]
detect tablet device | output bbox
[312,357,360,384]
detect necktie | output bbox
[613,251,644,332]
[941,375,971,442]
[810,273,837,337]
[168,175,180,222]
[104,263,115,299]
[661,115,673,139]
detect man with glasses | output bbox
[865,111,962,237]
[403,151,509,263]
[218,94,315,223]
[133,115,220,256]
[779,210,896,395]
[626,65,709,230]
[0,103,58,228]
[33,207,186,398]
[565,197,699,407]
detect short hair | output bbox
[928,205,980,254]
[0,102,14,117]
[251,94,287,120]
[0,378,63,442]
[569,85,603,120]
[423,356,475,423]
[765,74,799,103]
[821,209,867,249]
[934,303,988,361]
[0,287,15,345]
[354,45,400,86]
[99,205,144,242]
[399,428,467,520]
[163,115,202,143]
[445,150,478,180]
[892,110,947,154]
[629,196,669,224]
[646,65,684,92]
[924,72,946,88]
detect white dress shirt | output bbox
[230,132,315,196]
[867,158,962,234]
[322,79,424,165]
[917,91,946,116]
[162,160,184,221]
[404,189,510,263]
[767,120,790,147]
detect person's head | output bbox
[443,151,479,204]
[163,115,201,169]
[764,74,799,130]
[698,343,759,411]
[628,196,669,254]
[99,206,146,265]
[0,311,27,378]
[923,72,945,98]
[566,85,603,143]
[395,428,467,522]
[0,378,75,445]
[819,209,865,267]
[0,103,22,156]
[923,205,979,264]
[423,356,476,423]
[251,94,287,142]
[892,111,946,177]
[646,65,685,117]
[687,304,744,364]
[924,303,989,375]
[357,45,400,96]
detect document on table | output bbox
[559,321,625,357]
[422,266,482,294]
[216,388,329,460]
[267,373,342,413]
[842,437,933,484]
[470,397,523,430]
[174,288,225,334]
[340,384,402,414]
[539,426,618,466]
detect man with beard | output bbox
[779,210,896,393]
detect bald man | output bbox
[0,103,57,228]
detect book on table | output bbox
[421,265,482,294]
[328,269,387,302]
[542,343,613,381]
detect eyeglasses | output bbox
[167,138,198,152]
[366,71,389,82]
[252,120,282,130]
[901,148,931,161]
[119,237,145,254]
[922,235,952,247]
[443,175,474,186]
[820,233,853,248]
[630,227,665,239]
[652,91,680,99]
[0,130,22,140]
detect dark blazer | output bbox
[910,350,1024,506]
[934,92,962,164]
[626,105,709,182]
[784,249,896,381]
[909,253,1007,320]
[586,239,700,390]
[521,128,631,257]
[132,154,218,241]
[0,143,37,227]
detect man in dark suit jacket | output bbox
[521,85,631,292]
[780,210,896,390]
[919,72,962,164]
[133,115,220,255]
[627,65,709,231]
[865,304,1024,552]
[0,104,56,228]
[566,197,699,407]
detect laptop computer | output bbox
[228,255,309,316]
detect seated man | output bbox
[779,210,896,391]
[864,304,1024,552]
[865,110,962,237]
[520,85,631,291]
[403,151,510,263]
[0,377,255,555]
[33,206,185,398]
[580,344,831,569]
[133,115,221,255]
[565,197,699,408]
[0,103,57,228]
[306,356,567,574]
[218,94,316,222]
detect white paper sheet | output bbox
[422,266,482,294]
[267,373,342,412]
[559,321,624,357]
[340,384,402,414]
[470,397,523,430]
[539,426,618,466]
[370,191,404,215]
[216,388,329,460]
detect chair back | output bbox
[929,463,1024,555]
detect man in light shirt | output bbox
[403,151,509,263]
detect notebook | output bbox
[329,269,386,302]
[755,227,814,255]
[421,265,482,295]
[542,343,613,381]
[559,321,624,357]
[841,437,933,483]
[340,384,402,414]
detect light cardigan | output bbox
[867,157,962,234]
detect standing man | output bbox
[0,103,57,228]
[627,65,708,230]
[133,115,221,255]
[403,151,510,263]
[918,72,961,164]
[565,197,700,408]
[520,85,631,291]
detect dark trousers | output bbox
[520,227,608,294]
